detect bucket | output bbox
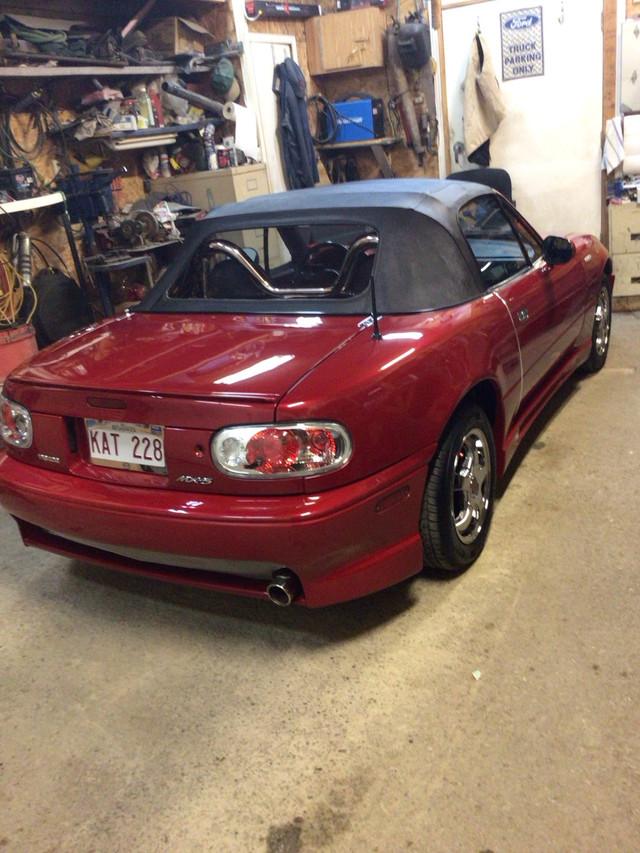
[0,323,38,387]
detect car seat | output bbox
[446,167,514,205]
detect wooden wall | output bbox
[1,1,226,29]
[604,0,619,127]
[0,75,150,301]
[0,4,224,301]
[203,0,440,179]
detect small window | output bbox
[459,196,539,288]
[510,215,543,265]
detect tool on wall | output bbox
[161,80,225,117]
[386,7,437,166]
[244,1,321,20]
[0,232,39,330]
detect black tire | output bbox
[421,404,496,573]
[581,278,612,374]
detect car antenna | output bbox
[370,274,382,340]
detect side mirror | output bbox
[542,235,575,266]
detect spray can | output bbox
[159,148,171,177]
[203,123,218,170]
[132,84,155,127]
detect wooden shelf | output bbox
[316,137,402,179]
[0,191,66,216]
[0,63,176,79]
[316,136,401,151]
[0,0,229,78]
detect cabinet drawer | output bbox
[611,252,640,296]
[233,169,269,202]
[608,202,640,254]
[151,164,268,212]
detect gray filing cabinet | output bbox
[151,163,286,267]
[608,202,640,299]
[150,163,270,212]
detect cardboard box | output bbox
[145,17,215,57]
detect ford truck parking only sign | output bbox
[501,7,544,81]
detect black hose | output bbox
[307,94,338,144]
[29,237,71,274]
[2,91,47,158]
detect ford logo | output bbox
[504,14,540,30]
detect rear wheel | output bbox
[421,404,496,573]
[582,278,612,374]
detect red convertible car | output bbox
[0,179,612,607]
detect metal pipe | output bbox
[122,0,158,39]
[208,239,337,296]
[161,80,225,116]
[266,570,301,606]
[16,233,32,288]
[336,233,378,294]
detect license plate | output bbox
[85,419,166,473]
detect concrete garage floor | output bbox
[1,314,639,853]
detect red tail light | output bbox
[212,422,351,478]
[246,428,301,473]
[0,394,33,448]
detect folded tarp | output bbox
[0,14,115,59]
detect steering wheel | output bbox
[296,242,349,289]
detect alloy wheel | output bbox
[594,286,611,358]
[452,427,492,545]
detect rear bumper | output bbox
[0,451,429,606]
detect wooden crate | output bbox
[145,17,215,57]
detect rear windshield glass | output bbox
[166,223,378,303]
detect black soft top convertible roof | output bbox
[205,178,478,220]
[141,179,491,315]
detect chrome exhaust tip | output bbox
[266,569,301,607]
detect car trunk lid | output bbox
[8,312,362,405]
[3,312,364,493]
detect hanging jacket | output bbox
[273,58,319,190]
[464,34,506,166]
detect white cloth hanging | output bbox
[602,116,624,174]
[464,34,506,165]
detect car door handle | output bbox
[517,308,529,323]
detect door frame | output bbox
[244,33,299,195]
[229,0,299,193]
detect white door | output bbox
[244,34,298,195]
